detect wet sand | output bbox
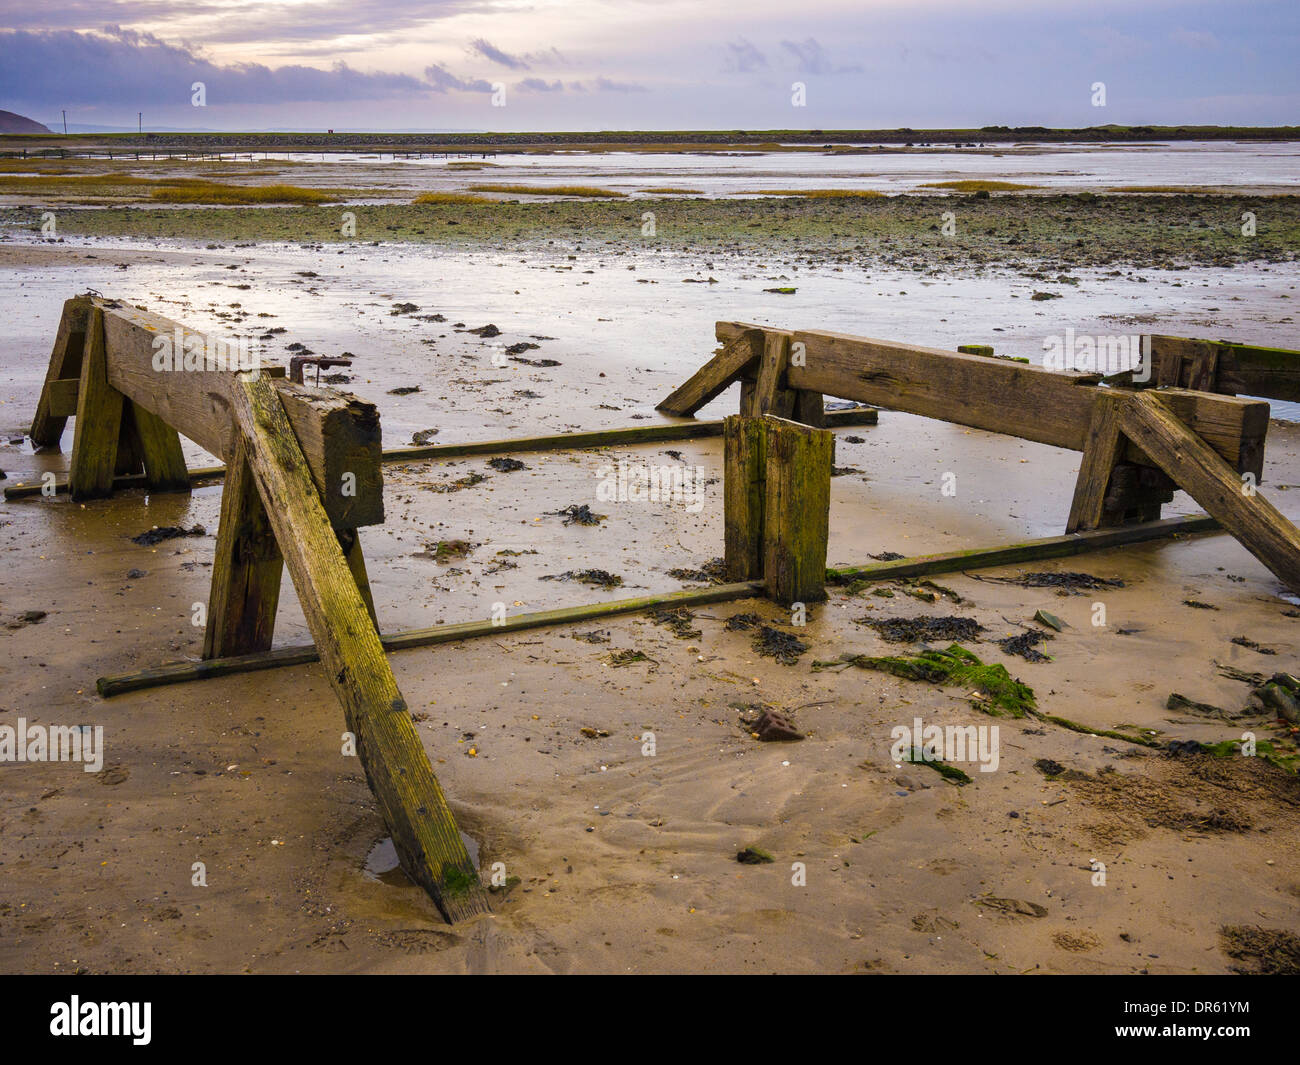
[1,206,1299,974]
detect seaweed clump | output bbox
[813,643,1036,717]
[650,606,701,640]
[667,557,728,584]
[863,615,983,643]
[753,625,808,665]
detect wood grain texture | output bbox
[1066,391,1126,533]
[231,371,487,922]
[94,299,382,527]
[1118,391,1300,591]
[68,308,124,501]
[761,415,832,605]
[1147,335,1300,401]
[655,327,760,415]
[128,401,190,492]
[31,295,92,447]
[203,438,283,659]
[718,323,1267,476]
[723,415,766,581]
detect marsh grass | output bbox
[752,188,885,198]
[919,180,1041,192]
[412,191,496,204]
[149,182,341,204]
[470,183,626,198]
[642,186,703,194]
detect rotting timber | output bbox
[21,300,1300,920]
[25,293,486,922]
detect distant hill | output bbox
[0,110,51,134]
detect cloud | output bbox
[0,28,437,106]
[423,62,494,93]
[593,77,648,93]
[779,37,861,75]
[469,37,530,70]
[517,77,563,93]
[725,37,767,73]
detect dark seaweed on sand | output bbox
[996,629,1054,662]
[667,557,727,584]
[725,612,763,631]
[553,504,606,526]
[752,625,808,665]
[863,615,984,643]
[540,569,623,589]
[651,607,701,640]
[1010,571,1125,590]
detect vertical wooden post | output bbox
[761,415,832,605]
[30,295,91,448]
[128,401,191,492]
[753,331,797,418]
[230,371,488,922]
[1066,391,1126,533]
[68,307,124,501]
[203,438,284,659]
[724,415,767,580]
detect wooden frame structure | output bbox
[662,320,1300,596]
[23,300,1300,922]
[28,294,487,922]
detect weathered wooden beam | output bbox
[92,299,383,528]
[68,308,124,501]
[127,401,191,492]
[45,377,80,417]
[1066,391,1126,533]
[656,327,761,416]
[3,411,880,500]
[203,438,283,659]
[1146,335,1300,402]
[723,415,766,580]
[30,295,92,447]
[752,331,797,418]
[1117,391,1300,591]
[231,370,486,922]
[762,415,832,605]
[719,322,1268,476]
[96,515,1225,698]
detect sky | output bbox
[0,0,1296,132]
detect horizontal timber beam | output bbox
[96,513,1221,698]
[1145,335,1300,402]
[718,321,1268,477]
[4,409,879,500]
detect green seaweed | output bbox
[902,747,973,784]
[814,643,1036,717]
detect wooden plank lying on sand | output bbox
[5,410,879,499]
[96,513,1221,698]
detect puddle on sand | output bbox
[364,833,480,887]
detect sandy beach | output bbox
[1,151,1298,975]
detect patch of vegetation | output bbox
[752,188,884,198]
[861,614,984,643]
[150,182,341,204]
[412,191,496,204]
[814,643,1036,717]
[920,180,1042,192]
[902,747,972,784]
[470,183,626,198]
